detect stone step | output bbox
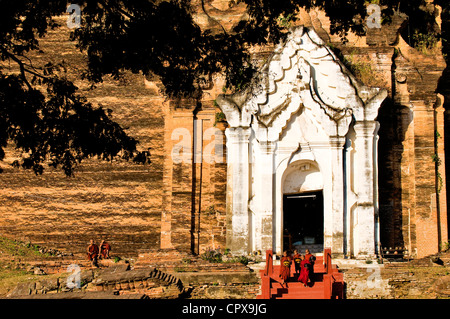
[25,258,119,274]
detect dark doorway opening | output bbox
[283,191,324,252]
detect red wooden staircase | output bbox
[256,248,344,299]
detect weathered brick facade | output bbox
[366,18,448,258]
[160,98,228,253]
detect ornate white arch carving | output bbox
[216,26,388,258]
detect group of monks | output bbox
[279,248,316,288]
[87,239,112,267]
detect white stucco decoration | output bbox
[216,26,387,259]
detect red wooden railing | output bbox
[322,247,342,299]
[261,250,274,298]
[264,249,273,276]
[323,247,332,299]
[323,247,332,273]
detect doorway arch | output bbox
[281,160,324,253]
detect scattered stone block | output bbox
[7,282,36,297]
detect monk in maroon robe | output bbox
[87,239,99,267]
[304,249,316,283]
[298,255,310,287]
[100,240,111,259]
[279,251,291,287]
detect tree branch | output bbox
[1,49,33,90]
[201,0,228,35]
[98,0,135,20]
[1,48,51,89]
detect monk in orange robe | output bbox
[292,249,302,279]
[87,239,99,267]
[279,251,291,287]
[304,249,313,262]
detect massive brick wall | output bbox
[0,17,166,257]
[0,2,448,259]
